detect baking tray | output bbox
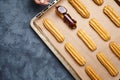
[30,0,120,80]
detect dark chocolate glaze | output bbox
[114,0,120,6]
[64,14,77,29]
[56,6,77,29]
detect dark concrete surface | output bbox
[0,0,74,80]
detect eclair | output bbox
[56,6,77,29]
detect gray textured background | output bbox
[0,0,74,80]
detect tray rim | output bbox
[30,0,120,79]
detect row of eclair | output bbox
[41,0,120,79]
[68,0,120,27]
[43,17,120,79]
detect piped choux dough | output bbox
[68,0,90,18]
[65,42,86,66]
[103,5,120,27]
[89,18,111,41]
[96,52,119,77]
[85,65,102,80]
[109,41,120,59]
[77,29,97,51]
[93,0,104,5]
[43,18,65,43]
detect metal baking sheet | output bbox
[30,0,120,80]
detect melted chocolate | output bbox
[114,0,120,6]
[56,6,77,29]
[64,14,77,29]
